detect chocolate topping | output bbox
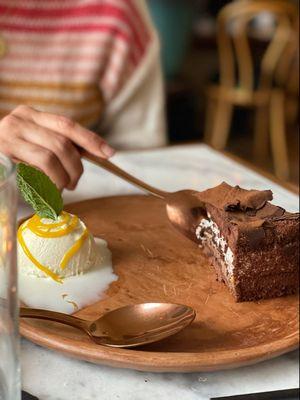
[194,182,299,247]
[223,187,273,212]
[195,182,272,212]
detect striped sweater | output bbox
[0,0,166,148]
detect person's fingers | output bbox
[19,119,84,190]
[0,110,83,190]
[12,105,115,158]
[11,138,70,190]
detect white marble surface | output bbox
[20,145,299,400]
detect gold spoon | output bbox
[20,303,195,348]
[82,150,206,243]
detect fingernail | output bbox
[67,183,76,191]
[101,143,115,158]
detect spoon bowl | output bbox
[165,190,206,242]
[20,303,196,348]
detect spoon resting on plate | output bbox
[82,150,206,242]
[20,303,196,348]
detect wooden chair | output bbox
[204,0,298,179]
[269,21,298,180]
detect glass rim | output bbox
[0,152,16,185]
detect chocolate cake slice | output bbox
[194,182,299,302]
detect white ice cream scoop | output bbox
[17,212,102,280]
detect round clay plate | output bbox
[20,195,299,372]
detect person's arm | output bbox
[0,105,114,190]
[97,0,166,149]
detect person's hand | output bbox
[0,105,115,190]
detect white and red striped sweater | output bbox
[0,0,166,148]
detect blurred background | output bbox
[147,0,299,186]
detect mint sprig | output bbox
[17,163,63,220]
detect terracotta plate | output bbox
[20,195,299,372]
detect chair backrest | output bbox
[274,19,299,95]
[217,0,298,92]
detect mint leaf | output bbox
[17,163,63,220]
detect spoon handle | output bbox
[81,150,167,199]
[20,307,88,332]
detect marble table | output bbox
[20,144,299,400]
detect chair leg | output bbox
[253,105,269,161]
[285,96,298,126]
[204,98,215,144]
[270,90,290,181]
[210,100,233,150]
